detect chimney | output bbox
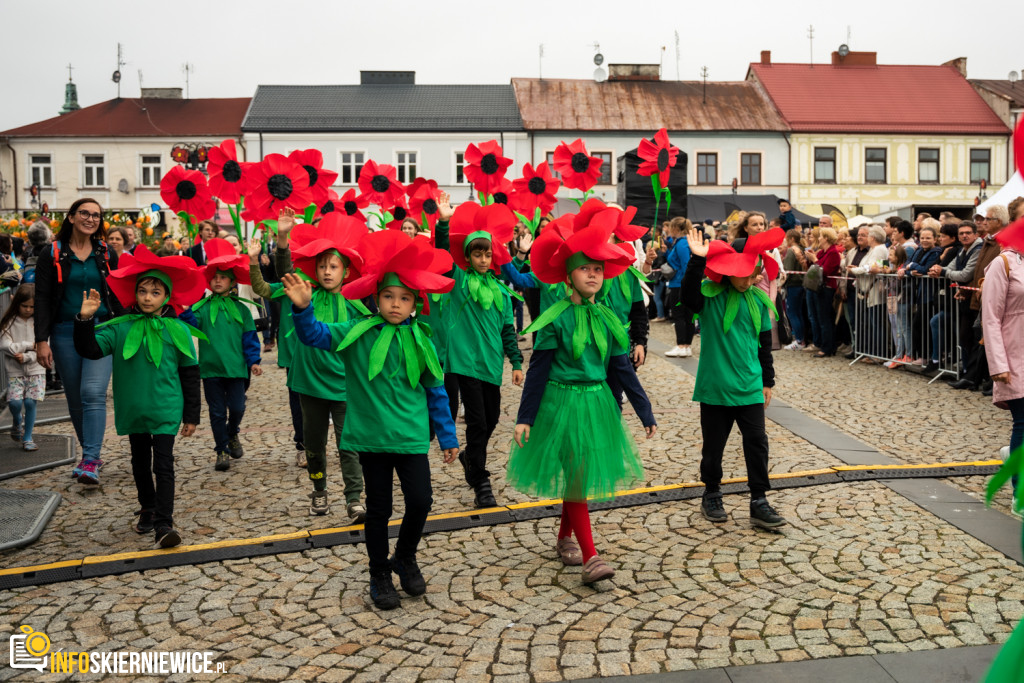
[761,51,771,65]
[360,71,415,85]
[140,87,183,99]
[942,57,968,78]
[831,51,877,66]
[607,64,661,82]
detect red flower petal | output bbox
[552,139,603,192]
[463,140,514,196]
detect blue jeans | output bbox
[929,310,945,363]
[50,320,112,462]
[653,280,667,319]
[202,377,248,453]
[817,287,836,355]
[785,286,805,343]
[512,297,524,333]
[805,288,821,348]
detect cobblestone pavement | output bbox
[0,327,1021,681]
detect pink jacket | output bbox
[982,248,1024,408]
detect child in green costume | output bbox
[509,215,657,586]
[280,211,371,522]
[284,229,460,611]
[179,238,262,472]
[681,225,788,530]
[73,245,205,548]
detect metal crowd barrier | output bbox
[847,273,960,383]
[0,286,10,400]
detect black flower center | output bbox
[422,199,438,215]
[570,152,590,173]
[304,165,319,187]
[393,206,408,221]
[322,200,335,214]
[223,160,242,183]
[657,148,669,172]
[493,192,509,205]
[344,200,358,215]
[176,180,197,201]
[371,175,390,193]
[267,174,293,200]
[481,153,500,175]
[528,177,547,195]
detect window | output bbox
[454,151,468,184]
[545,151,560,179]
[970,149,991,184]
[29,154,53,187]
[697,153,718,185]
[918,148,939,183]
[140,155,161,187]
[339,152,365,185]
[83,154,105,188]
[814,147,836,183]
[396,151,417,183]
[865,148,886,184]
[593,151,613,185]
[740,153,762,185]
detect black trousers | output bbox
[666,287,695,345]
[265,297,282,344]
[129,433,176,530]
[455,374,501,486]
[699,403,771,500]
[284,368,304,450]
[359,452,433,574]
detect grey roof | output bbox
[242,84,524,132]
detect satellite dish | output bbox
[838,44,850,58]
[112,70,121,84]
[594,53,604,66]
[117,179,129,194]
[594,67,607,83]
[1010,71,1019,83]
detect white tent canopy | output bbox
[977,171,1024,216]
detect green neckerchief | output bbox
[273,285,371,336]
[96,313,209,369]
[598,265,650,303]
[522,296,629,360]
[698,280,778,340]
[987,444,1024,516]
[192,293,261,324]
[465,267,523,311]
[335,314,443,387]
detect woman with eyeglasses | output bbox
[33,198,124,486]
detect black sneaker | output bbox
[369,571,401,610]
[750,498,788,529]
[215,451,230,471]
[227,436,244,459]
[473,480,497,508]
[701,492,728,523]
[309,490,330,516]
[155,527,182,548]
[390,555,426,596]
[134,509,155,534]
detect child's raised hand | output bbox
[280,273,313,309]
[686,226,709,258]
[180,423,196,437]
[250,364,263,377]
[514,423,530,448]
[512,369,524,386]
[277,207,296,238]
[645,424,658,439]
[247,237,263,261]
[442,447,458,463]
[437,192,454,220]
[79,289,102,319]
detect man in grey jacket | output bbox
[929,222,982,377]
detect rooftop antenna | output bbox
[660,45,666,77]
[846,25,851,47]
[112,43,125,98]
[674,30,680,80]
[701,66,709,104]
[138,69,144,96]
[538,44,543,79]
[593,45,606,83]
[182,62,194,99]
[807,24,815,66]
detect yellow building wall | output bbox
[790,134,1009,217]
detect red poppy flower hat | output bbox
[344,230,454,314]
[573,198,648,242]
[704,227,785,283]
[203,238,251,286]
[448,202,516,274]
[107,244,207,314]
[530,215,634,285]
[290,213,368,287]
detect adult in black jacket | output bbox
[34,198,124,485]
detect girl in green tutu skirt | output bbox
[509,206,657,585]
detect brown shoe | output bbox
[581,555,615,584]
[556,537,583,566]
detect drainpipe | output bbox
[4,140,18,211]
[259,132,264,160]
[237,136,247,162]
[783,133,792,203]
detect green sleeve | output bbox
[240,303,256,332]
[249,263,274,298]
[534,323,557,351]
[630,275,644,304]
[327,318,361,350]
[434,220,450,251]
[95,326,117,357]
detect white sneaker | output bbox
[1000,446,1010,459]
[682,347,693,357]
[665,347,685,357]
[783,341,804,351]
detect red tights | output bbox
[558,501,596,561]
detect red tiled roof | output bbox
[749,63,1009,135]
[0,97,251,138]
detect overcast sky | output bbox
[1,0,1020,132]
